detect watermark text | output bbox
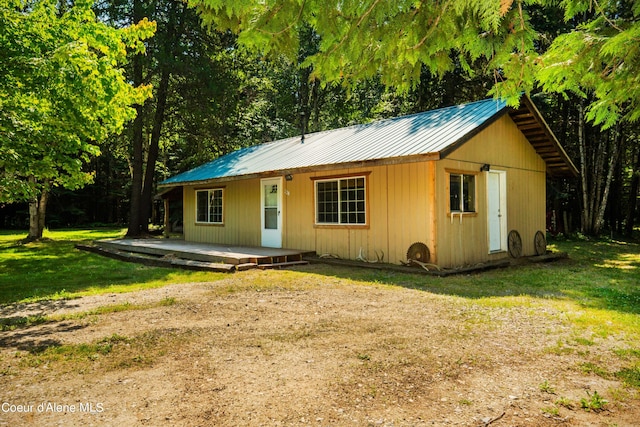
[2,401,104,414]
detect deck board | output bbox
[96,239,313,266]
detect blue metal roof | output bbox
[161,97,508,186]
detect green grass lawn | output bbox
[1,228,638,334]
[0,228,226,304]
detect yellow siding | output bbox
[182,114,546,268]
[183,179,261,246]
[435,114,547,267]
[184,162,436,264]
[283,164,435,263]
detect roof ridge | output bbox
[286,97,505,143]
[160,97,513,186]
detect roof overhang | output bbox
[508,95,579,178]
[155,185,183,200]
[158,152,441,188]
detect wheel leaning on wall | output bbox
[508,230,522,258]
[534,230,547,256]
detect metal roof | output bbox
[160,96,576,186]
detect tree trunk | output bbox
[593,126,621,235]
[27,183,49,241]
[136,1,184,234]
[625,147,640,237]
[126,0,145,237]
[138,66,170,233]
[577,101,591,233]
[38,189,47,236]
[28,200,40,241]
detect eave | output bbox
[508,96,579,178]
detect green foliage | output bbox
[188,0,640,129]
[555,396,575,409]
[0,0,155,203]
[539,379,556,394]
[198,1,533,93]
[536,0,640,128]
[580,390,608,412]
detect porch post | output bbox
[163,197,170,237]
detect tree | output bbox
[188,0,640,236]
[536,0,640,129]
[535,1,640,234]
[189,0,538,105]
[96,0,247,236]
[0,0,154,240]
[188,0,640,126]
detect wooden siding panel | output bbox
[183,180,260,246]
[279,163,434,263]
[448,115,546,172]
[385,162,434,264]
[282,173,315,251]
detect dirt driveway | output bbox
[1,266,638,426]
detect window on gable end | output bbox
[449,173,475,213]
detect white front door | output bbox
[487,170,507,253]
[261,177,282,248]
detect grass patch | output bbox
[301,237,640,337]
[544,339,576,355]
[1,298,181,331]
[20,336,122,368]
[12,328,197,374]
[615,366,640,388]
[578,362,611,378]
[0,229,225,305]
[613,348,640,360]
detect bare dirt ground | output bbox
[1,266,638,427]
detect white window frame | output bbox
[195,188,224,224]
[314,175,367,226]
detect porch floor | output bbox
[96,238,314,269]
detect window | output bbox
[196,189,224,224]
[449,173,475,213]
[315,176,366,225]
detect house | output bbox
[159,95,578,269]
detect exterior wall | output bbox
[182,113,547,268]
[286,163,436,265]
[183,162,436,265]
[183,179,261,246]
[435,114,547,267]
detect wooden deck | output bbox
[95,238,313,270]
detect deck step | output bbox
[169,258,236,272]
[256,260,309,270]
[236,263,259,271]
